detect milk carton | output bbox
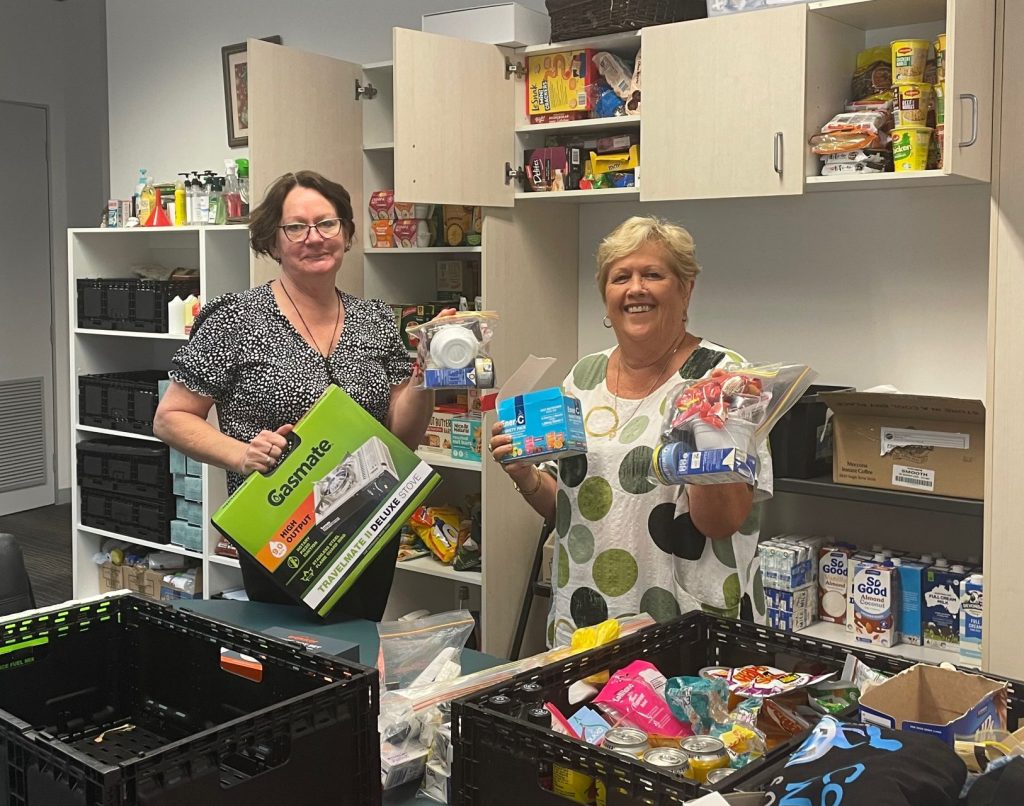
[922,559,966,651]
[892,557,927,646]
[847,552,886,634]
[959,574,984,663]
[818,544,854,624]
[849,559,898,647]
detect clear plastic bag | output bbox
[651,363,816,486]
[376,610,475,691]
[407,312,498,390]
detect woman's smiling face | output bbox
[604,243,693,344]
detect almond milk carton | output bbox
[818,544,855,625]
[849,559,898,648]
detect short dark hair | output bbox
[249,170,356,258]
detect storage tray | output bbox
[78,370,167,435]
[77,438,171,500]
[0,594,379,806]
[76,278,199,333]
[80,488,174,543]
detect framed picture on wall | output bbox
[221,35,282,148]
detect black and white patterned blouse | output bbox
[170,282,411,494]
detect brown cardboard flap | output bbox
[859,664,1005,727]
[822,393,985,424]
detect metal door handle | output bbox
[959,93,978,147]
[773,132,783,175]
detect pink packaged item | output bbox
[368,190,395,220]
[593,660,690,738]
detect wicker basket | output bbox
[545,0,707,42]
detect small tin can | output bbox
[652,442,686,485]
[642,747,689,774]
[603,727,650,757]
[680,736,730,782]
[698,665,729,681]
[705,767,736,786]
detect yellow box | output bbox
[527,49,596,117]
[589,145,639,175]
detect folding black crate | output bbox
[0,594,380,806]
[77,439,172,500]
[452,613,855,805]
[76,278,199,333]
[78,371,168,435]
[80,488,174,544]
[768,384,854,479]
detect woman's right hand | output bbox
[488,421,533,485]
[237,424,294,475]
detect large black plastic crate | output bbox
[0,594,380,806]
[769,384,854,479]
[81,488,174,543]
[78,371,167,435]
[452,614,855,805]
[77,278,199,333]
[77,438,172,500]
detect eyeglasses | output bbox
[279,218,344,242]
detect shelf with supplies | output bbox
[514,188,640,204]
[208,554,241,569]
[416,448,482,473]
[796,620,978,670]
[395,554,482,586]
[515,116,641,135]
[773,476,983,517]
[69,226,251,604]
[805,172,986,192]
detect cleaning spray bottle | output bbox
[224,159,242,219]
[138,173,156,226]
[174,174,187,227]
[235,158,250,216]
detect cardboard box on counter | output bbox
[822,392,985,500]
[859,663,1007,745]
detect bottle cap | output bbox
[235,158,249,177]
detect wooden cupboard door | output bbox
[393,29,514,207]
[248,39,364,292]
[640,5,806,200]
[944,0,996,181]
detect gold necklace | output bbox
[278,278,342,377]
[611,334,686,437]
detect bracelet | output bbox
[514,467,544,497]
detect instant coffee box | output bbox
[212,385,440,616]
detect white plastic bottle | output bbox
[167,296,185,335]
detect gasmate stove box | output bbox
[212,385,440,617]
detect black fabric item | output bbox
[964,757,1024,806]
[765,716,966,806]
[0,533,36,617]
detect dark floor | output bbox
[0,503,73,606]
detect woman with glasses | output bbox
[154,170,449,618]
[487,216,771,648]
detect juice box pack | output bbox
[212,386,440,617]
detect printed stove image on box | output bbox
[213,386,439,617]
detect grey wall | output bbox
[1,0,110,493]
[105,0,549,196]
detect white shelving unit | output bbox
[798,620,977,670]
[68,225,251,602]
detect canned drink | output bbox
[705,767,736,785]
[680,736,730,783]
[603,727,650,757]
[642,747,689,774]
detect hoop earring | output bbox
[602,315,612,329]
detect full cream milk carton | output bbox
[849,559,898,647]
[959,573,984,663]
[818,544,855,624]
[923,559,966,651]
[892,557,927,646]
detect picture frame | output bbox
[221,35,282,148]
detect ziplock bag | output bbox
[377,609,475,691]
[407,312,498,390]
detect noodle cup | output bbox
[893,83,934,127]
[892,126,933,172]
[935,33,947,83]
[891,39,931,83]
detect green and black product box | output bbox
[212,386,440,617]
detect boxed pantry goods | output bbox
[822,392,985,500]
[0,593,378,806]
[422,3,551,47]
[212,385,440,617]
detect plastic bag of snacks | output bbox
[651,363,816,486]
[409,506,464,565]
[407,312,498,390]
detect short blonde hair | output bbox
[595,216,701,300]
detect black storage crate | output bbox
[78,371,167,435]
[77,439,172,500]
[545,0,706,41]
[80,488,174,543]
[77,278,199,333]
[0,594,380,806]
[452,614,855,805]
[769,384,853,479]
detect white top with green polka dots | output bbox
[546,340,773,648]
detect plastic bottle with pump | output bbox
[174,175,187,227]
[224,159,242,219]
[235,158,250,216]
[208,176,224,225]
[196,174,211,226]
[186,173,200,225]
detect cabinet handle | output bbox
[773,132,784,176]
[958,93,979,148]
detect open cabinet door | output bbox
[248,39,364,292]
[393,29,515,207]
[944,0,996,182]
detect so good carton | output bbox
[212,386,440,617]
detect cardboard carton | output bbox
[859,663,1007,745]
[822,392,985,500]
[212,386,440,617]
[421,3,550,47]
[98,562,123,593]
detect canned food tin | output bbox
[705,767,736,785]
[680,736,730,782]
[603,727,650,756]
[642,747,689,773]
[698,665,729,681]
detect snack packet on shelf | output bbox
[409,506,463,564]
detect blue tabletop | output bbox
[178,599,504,804]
